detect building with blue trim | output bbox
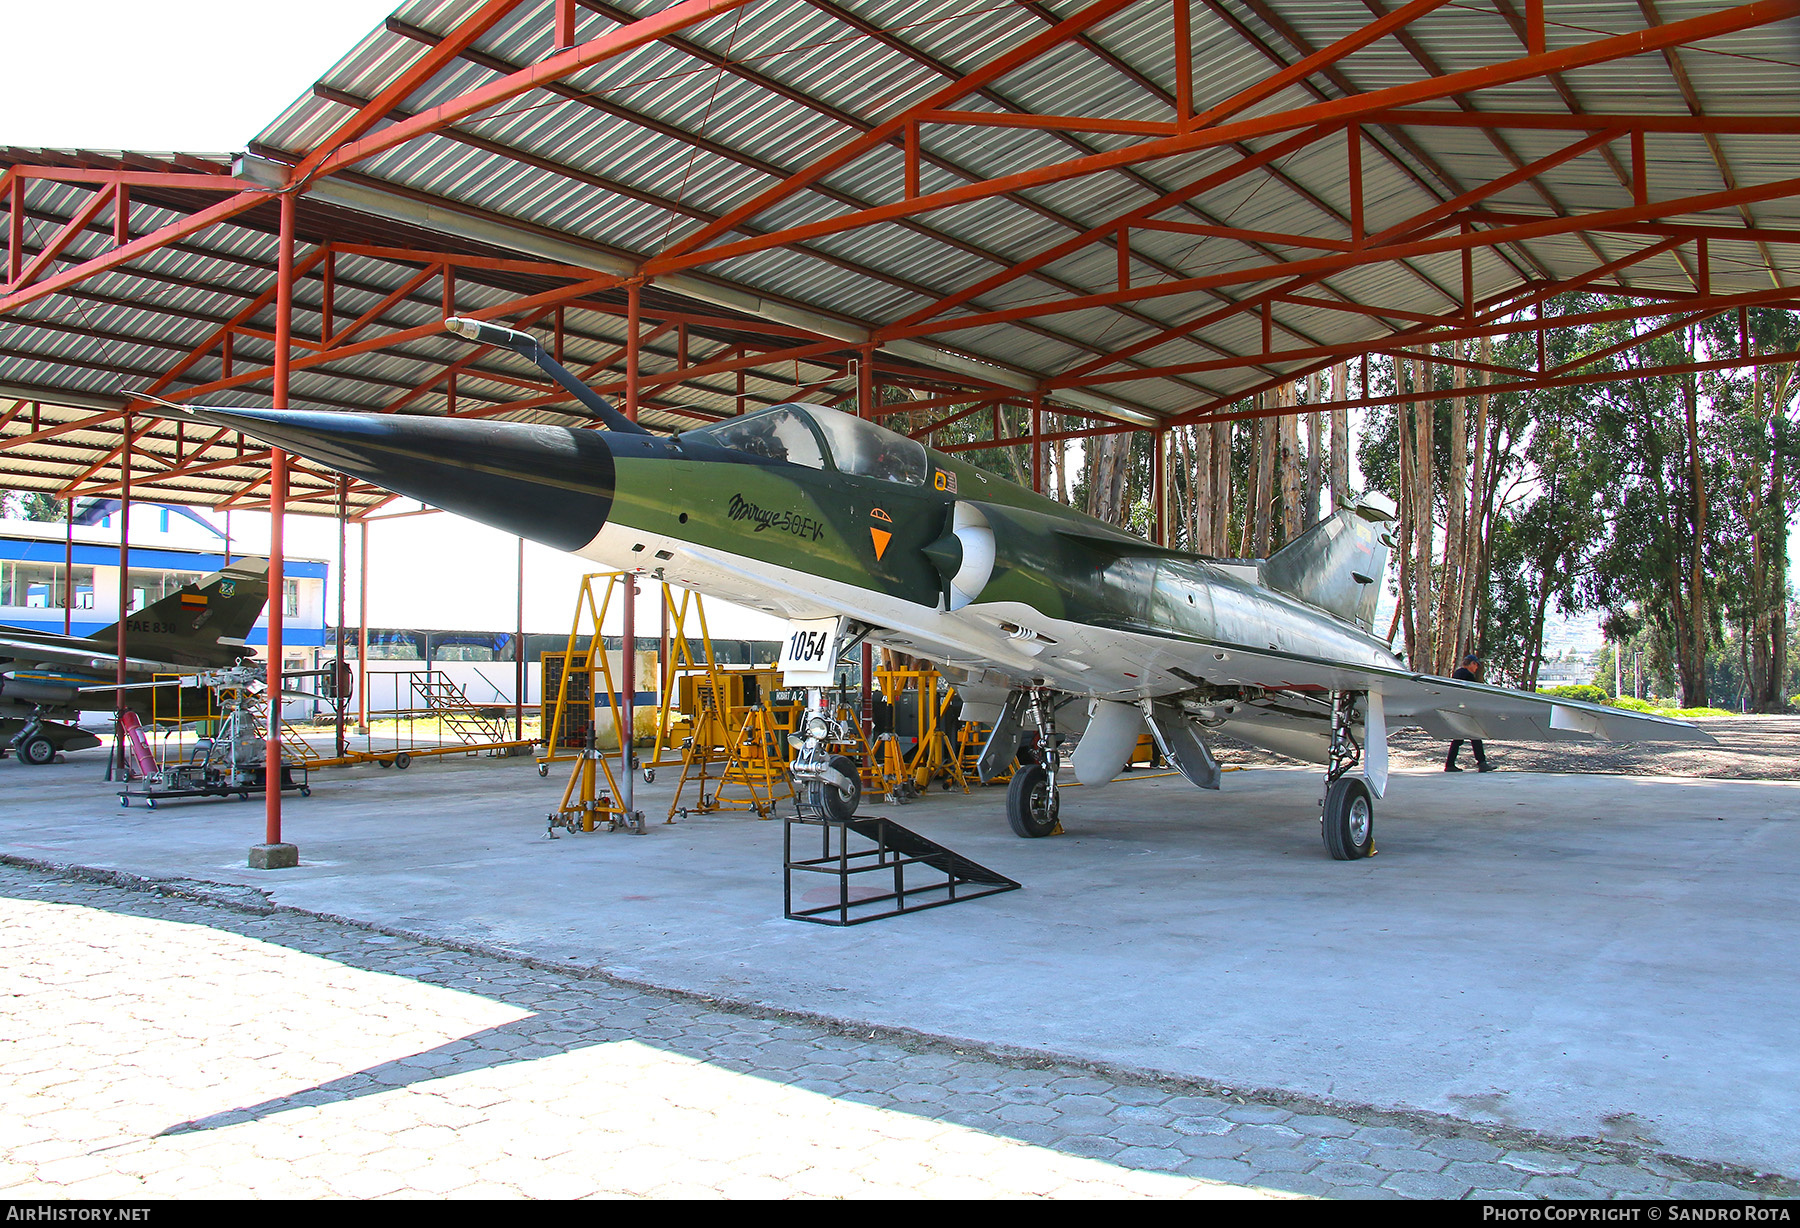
[0,513,328,654]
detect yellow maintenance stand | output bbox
[666,665,796,819]
[540,572,644,836]
[876,666,970,797]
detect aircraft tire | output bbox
[18,736,54,766]
[1006,764,1059,838]
[1323,776,1375,860]
[808,754,860,823]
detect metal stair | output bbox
[409,674,512,747]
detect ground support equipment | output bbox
[784,800,1020,925]
[541,573,644,836]
[876,667,970,796]
[118,667,312,809]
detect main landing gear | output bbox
[1322,691,1375,860]
[1005,688,1063,838]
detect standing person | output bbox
[1446,653,1494,772]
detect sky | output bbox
[0,2,400,153]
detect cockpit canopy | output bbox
[686,403,930,487]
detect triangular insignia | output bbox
[870,527,892,560]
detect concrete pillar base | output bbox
[249,843,299,870]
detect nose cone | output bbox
[187,408,614,552]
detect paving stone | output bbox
[1667,1179,1747,1199]
[1243,1146,1318,1174]
[1224,1104,1294,1125]
[1357,1124,1429,1148]
[1579,1161,1671,1196]
[1500,1148,1584,1176]
[1312,1160,1389,1187]
[1112,1123,1181,1149]
[1425,1135,1504,1163]
[0,863,1773,1204]
[1524,1173,1610,1199]
[1442,1160,1530,1191]
[1383,1169,1476,1199]
[1100,1145,1181,1174]
[1177,1157,1259,1186]
[1365,1146,1448,1173]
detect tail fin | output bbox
[91,558,270,667]
[1261,496,1396,630]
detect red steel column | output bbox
[515,536,525,743]
[625,281,641,422]
[858,344,874,420]
[1030,393,1043,494]
[263,190,295,855]
[335,475,349,758]
[63,497,73,635]
[1153,426,1166,546]
[357,520,369,735]
[858,344,875,738]
[116,414,131,707]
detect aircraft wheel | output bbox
[1323,776,1375,860]
[19,736,54,766]
[394,752,411,770]
[1006,763,1059,838]
[808,754,860,823]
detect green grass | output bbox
[1604,695,1733,719]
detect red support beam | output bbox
[7,186,116,294]
[0,189,267,315]
[310,0,762,180]
[1173,0,1193,123]
[112,184,129,248]
[5,173,19,284]
[638,1,1796,284]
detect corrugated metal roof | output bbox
[1,0,1797,511]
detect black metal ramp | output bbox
[784,812,1020,926]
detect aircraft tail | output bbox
[89,558,271,667]
[1260,496,1397,631]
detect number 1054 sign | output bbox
[779,617,843,687]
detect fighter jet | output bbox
[167,320,1709,858]
[0,558,270,763]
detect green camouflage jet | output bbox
[172,320,1710,859]
[0,558,270,764]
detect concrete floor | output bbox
[3,746,1796,1178]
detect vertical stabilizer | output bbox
[1259,496,1396,630]
[90,558,271,667]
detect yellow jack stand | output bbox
[542,573,639,836]
[878,668,970,797]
